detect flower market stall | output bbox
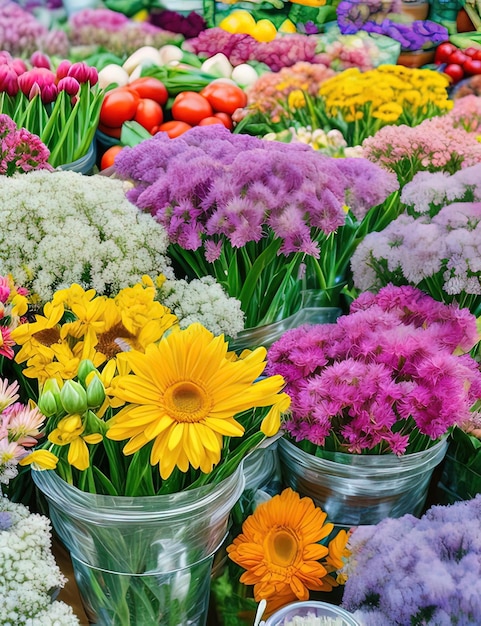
[2,0,481,624]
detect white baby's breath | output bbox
[160,276,245,337]
[0,498,79,626]
[0,170,174,302]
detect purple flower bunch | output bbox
[184,28,325,71]
[267,284,481,455]
[67,8,183,56]
[149,9,206,39]
[351,162,481,316]
[342,494,481,624]
[363,19,448,51]
[0,113,52,176]
[0,0,68,57]
[115,125,397,258]
[337,0,401,34]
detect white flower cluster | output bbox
[160,276,245,337]
[0,170,174,302]
[0,497,79,626]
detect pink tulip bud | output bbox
[30,51,51,70]
[0,51,12,65]
[67,62,90,84]
[18,68,55,96]
[28,82,41,100]
[88,66,98,86]
[56,59,72,81]
[0,66,19,97]
[11,58,28,76]
[57,76,80,97]
[40,82,58,104]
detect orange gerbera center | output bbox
[266,527,300,567]
[164,381,212,423]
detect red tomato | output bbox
[474,50,481,61]
[463,47,479,57]
[100,87,139,128]
[134,98,164,133]
[157,120,193,138]
[443,63,465,83]
[199,83,247,115]
[97,122,122,139]
[197,116,225,126]
[128,77,168,106]
[448,49,468,65]
[434,42,457,64]
[463,57,481,75]
[100,145,123,170]
[171,91,213,125]
[213,111,234,130]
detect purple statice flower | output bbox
[114,125,397,261]
[0,113,52,175]
[363,19,448,51]
[0,510,12,530]
[267,285,481,454]
[149,9,206,39]
[342,495,481,624]
[337,0,402,34]
[184,28,326,71]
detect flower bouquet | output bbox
[0,113,52,176]
[0,51,103,167]
[266,284,481,524]
[112,125,398,335]
[351,161,481,316]
[341,495,481,624]
[13,279,290,625]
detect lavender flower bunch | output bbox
[341,494,481,624]
[351,162,481,316]
[0,113,52,176]
[113,125,398,329]
[363,19,449,52]
[267,284,481,455]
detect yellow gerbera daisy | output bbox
[227,488,337,615]
[106,323,288,479]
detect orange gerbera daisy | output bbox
[227,488,343,615]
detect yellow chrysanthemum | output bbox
[48,414,102,470]
[227,488,337,616]
[106,323,288,479]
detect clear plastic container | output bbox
[264,600,361,626]
[58,142,97,175]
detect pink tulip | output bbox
[0,66,19,97]
[67,62,91,84]
[57,76,80,97]
[56,59,72,81]
[30,51,51,70]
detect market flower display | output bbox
[0,170,173,302]
[267,284,481,455]
[113,125,398,327]
[341,495,481,624]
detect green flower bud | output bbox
[60,379,88,414]
[38,390,59,417]
[77,359,98,387]
[86,374,106,409]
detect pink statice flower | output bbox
[0,113,51,175]
[267,285,481,455]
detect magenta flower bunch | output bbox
[267,284,481,455]
[0,275,29,361]
[0,50,103,167]
[0,113,51,176]
[114,125,398,328]
[341,495,481,624]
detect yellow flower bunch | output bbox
[318,65,453,144]
[11,276,177,384]
[16,279,290,495]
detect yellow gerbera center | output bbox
[266,528,299,567]
[164,381,211,422]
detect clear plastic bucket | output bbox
[33,466,245,625]
[278,437,448,526]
